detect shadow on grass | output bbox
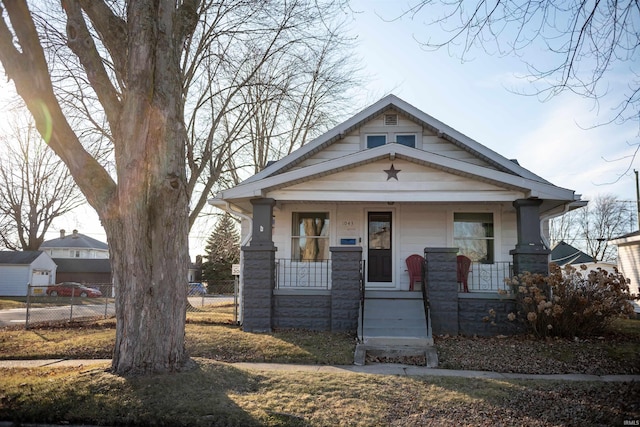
[186,321,356,365]
[0,359,289,427]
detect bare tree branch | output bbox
[550,194,635,261]
[0,1,116,213]
[399,1,640,128]
[62,0,122,132]
[0,112,85,250]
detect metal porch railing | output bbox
[275,259,332,289]
[465,261,512,293]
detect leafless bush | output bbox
[504,263,637,337]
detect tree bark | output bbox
[105,0,191,375]
[0,0,192,375]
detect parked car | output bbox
[46,282,103,298]
[188,282,207,296]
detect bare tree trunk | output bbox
[104,1,191,374]
[0,0,194,375]
[107,184,190,373]
[106,108,190,374]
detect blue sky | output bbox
[3,1,638,255]
[349,0,640,203]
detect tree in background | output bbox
[183,0,360,230]
[201,213,240,291]
[549,194,635,262]
[0,0,356,375]
[0,113,84,251]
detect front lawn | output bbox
[0,305,356,365]
[1,360,638,426]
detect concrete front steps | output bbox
[354,291,438,367]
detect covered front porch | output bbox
[241,196,550,328]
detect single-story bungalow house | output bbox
[0,251,57,296]
[209,95,584,361]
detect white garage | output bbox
[0,251,57,296]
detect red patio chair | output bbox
[405,254,424,291]
[457,255,471,292]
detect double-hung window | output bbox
[454,213,494,263]
[292,212,330,261]
[366,135,386,148]
[367,134,417,148]
[396,134,416,148]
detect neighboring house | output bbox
[52,258,112,284]
[209,95,584,361]
[0,251,57,296]
[609,231,640,313]
[550,241,594,266]
[39,229,109,259]
[549,240,617,272]
[40,230,111,285]
[188,256,203,283]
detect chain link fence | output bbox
[25,283,115,328]
[187,280,239,324]
[19,279,239,328]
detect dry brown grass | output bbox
[435,318,640,375]
[1,306,639,425]
[0,306,356,365]
[1,359,638,426]
[0,298,26,310]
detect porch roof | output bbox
[211,143,579,214]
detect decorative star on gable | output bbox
[384,164,401,181]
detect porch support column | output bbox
[509,199,551,275]
[330,246,362,332]
[424,247,458,335]
[250,198,276,247]
[240,198,276,332]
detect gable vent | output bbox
[384,114,398,126]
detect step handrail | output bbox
[358,260,365,343]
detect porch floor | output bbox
[355,290,437,367]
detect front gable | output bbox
[211,94,581,217]
[293,107,496,171]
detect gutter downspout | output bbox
[222,202,253,247]
[215,201,253,325]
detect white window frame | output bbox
[394,134,417,148]
[365,134,387,149]
[291,211,330,261]
[453,212,495,264]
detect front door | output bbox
[367,211,392,283]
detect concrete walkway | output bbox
[1,359,639,382]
